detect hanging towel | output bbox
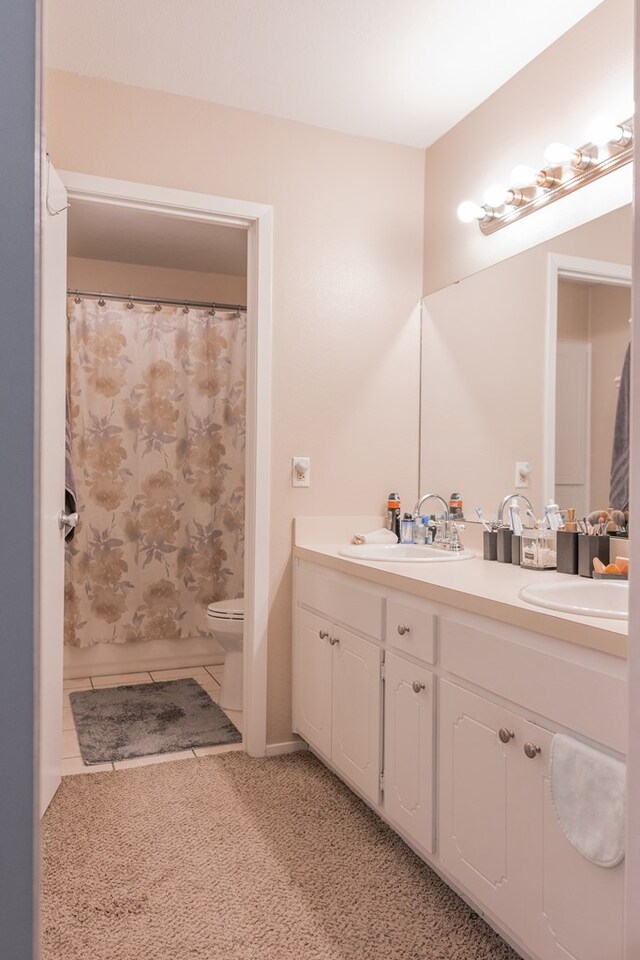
[64,397,77,543]
[352,528,398,545]
[549,734,625,868]
[609,343,630,511]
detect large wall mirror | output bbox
[420,202,631,521]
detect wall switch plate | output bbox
[515,461,531,488]
[292,457,310,487]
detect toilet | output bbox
[206,598,244,711]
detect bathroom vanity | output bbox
[291,519,627,960]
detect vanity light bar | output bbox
[457,117,634,236]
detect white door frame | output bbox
[544,253,632,506]
[60,171,273,757]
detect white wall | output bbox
[68,256,246,305]
[423,0,633,293]
[46,70,425,743]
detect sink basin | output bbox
[519,580,628,619]
[338,543,475,563]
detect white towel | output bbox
[549,734,625,868]
[352,528,398,545]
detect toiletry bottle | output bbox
[414,516,427,544]
[386,493,401,541]
[400,512,414,544]
[428,514,438,544]
[424,516,433,544]
[449,492,464,519]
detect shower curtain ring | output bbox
[154,300,162,312]
[98,294,105,306]
[74,290,81,304]
[208,304,216,316]
[127,296,134,310]
[182,303,190,314]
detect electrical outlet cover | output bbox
[292,456,310,487]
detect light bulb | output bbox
[588,116,622,145]
[483,184,508,208]
[543,141,575,165]
[509,164,538,188]
[457,200,485,223]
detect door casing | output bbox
[60,171,273,757]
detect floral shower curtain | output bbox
[64,297,246,648]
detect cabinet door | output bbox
[331,627,382,805]
[293,608,333,757]
[384,652,434,852]
[517,721,624,960]
[438,680,522,931]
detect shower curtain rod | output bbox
[67,289,247,312]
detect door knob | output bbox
[524,741,541,759]
[58,510,79,531]
[319,629,329,639]
[498,728,515,743]
[397,624,410,636]
[328,635,340,646]
[412,681,425,694]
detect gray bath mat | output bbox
[69,678,242,764]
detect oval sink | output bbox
[338,543,475,563]
[519,580,628,619]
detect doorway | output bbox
[544,253,632,513]
[42,170,273,804]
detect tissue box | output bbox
[520,529,557,570]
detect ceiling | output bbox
[68,202,248,275]
[46,0,604,149]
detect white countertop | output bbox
[293,537,627,660]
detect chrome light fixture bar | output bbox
[458,116,633,236]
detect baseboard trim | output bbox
[64,635,224,679]
[265,739,308,757]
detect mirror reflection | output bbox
[555,274,630,518]
[420,204,631,520]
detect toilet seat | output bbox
[207,598,244,621]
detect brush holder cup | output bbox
[511,534,521,565]
[496,527,513,563]
[556,530,579,575]
[483,530,498,561]
[578,535,610,578]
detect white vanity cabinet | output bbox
[382,592,437,853]
[293,566,384,806]
[383,651,434,852]
[292,555,627,960]
[439,614,625,960]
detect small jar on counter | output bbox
[400,513,415,543]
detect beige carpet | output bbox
[41,752,520,960]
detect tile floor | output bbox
[62,664,243,776]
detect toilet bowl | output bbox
[207,598,244,711]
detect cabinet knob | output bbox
[397,624,410,636]
[329,635,340,646]
[319,629,329,639]
[412,680,426,694]
[524,741,541,759]
[498,728,515,744]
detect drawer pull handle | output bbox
[412,681,425,694]
[329,635,340,646]
[319,629,330,640]
[524,741,541,759]
[498,728,515,744]
[397,624,411,636]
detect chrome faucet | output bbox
[496,493,534,527]
[413,493,464,551]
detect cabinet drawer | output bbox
[440,617,626,753]
[297,564,383,639]
[386,598,436,664]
